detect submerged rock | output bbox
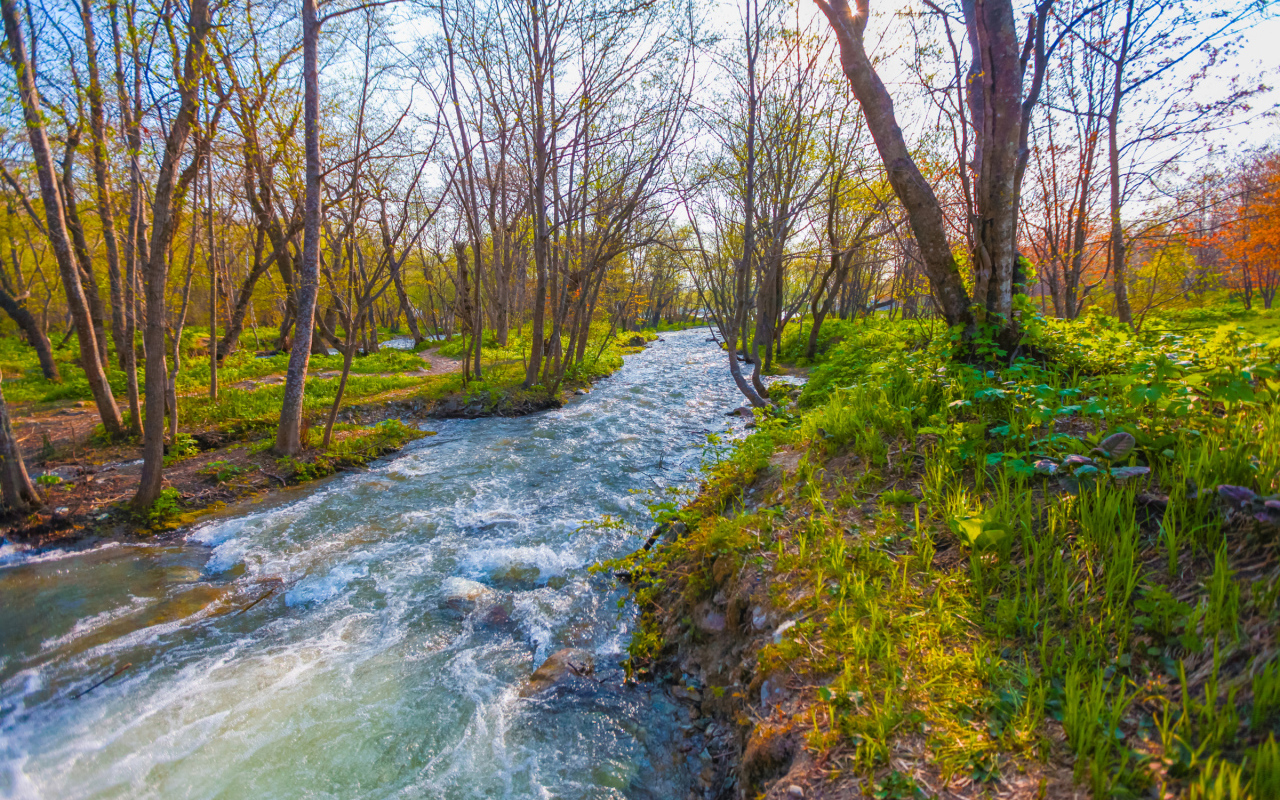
[489,562,541,590]
[439,577,495,613]
[519,647,595,698]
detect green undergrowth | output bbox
[434,324,649,380]
[613,304,1280,798]
[273,419,426,484]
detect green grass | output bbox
[612,300,1280,797]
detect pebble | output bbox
[787,786,804,798]
[772,619,796,643]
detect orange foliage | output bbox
[1198,150,1280,309]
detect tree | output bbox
[0,369,39,515]
[2,0,124,434]
[1088,0,1264,323]
[132,0,213,510]
[274,0,322,457]
[816,0,1067,346]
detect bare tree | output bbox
[816,0,1071,348]
[274,0,322,456]
[2,0,124,434]
[133,0,213,510]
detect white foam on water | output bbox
[0,751,41,800]
[461,545,581,581]
[285,562,370,607]
[0,541,123,570]
[39,595,157,653]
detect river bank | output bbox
[1,332,655,552]
[614,314,1280,799]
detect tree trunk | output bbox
[1107,4,1134,325]
[390,254,424,344]
[2,0,123,436]
[0,249,59,381]
[321,318,359,450]
[168,256,197,447]
[734,0,768,409]
[207,142,218,400]
[58,134,113,369]
[274,0,321,457]
[218,241,273,357]
[815,0,971,330]
[133,0,210,510]
[523,0,549,389]
[0,370,40,515]
[81,0,128,368]
[108,0,143,436]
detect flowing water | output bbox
[0,329,752,800]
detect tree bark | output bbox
[133,0,211,510]
[2,0,123,436]
[0,370,40,515]
[815,0,971,330]
[80,0,129,366]
[1107,0,1134,324]
[0,284,59,381]
[108,0,144,436]
[274,0,321,456]
[0,248,59,380]
[523,0,550,388]
[732,0,768,408]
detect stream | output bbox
[0,329,752,799]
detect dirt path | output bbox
[225,346,465,391]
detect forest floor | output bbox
[609,305,1280,800]
[2,331,648,549]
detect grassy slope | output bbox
[614,303,1280,798]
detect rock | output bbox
[627,335,646,346]
[437,396,466,416]
[519,648,595,698]
[693,602,726,633]
[740,725,796,791]
[787,786,805,798]
[489,562,541,590]
[759,676,779,706]
[725,406,753,418]
[574,388,588,396]
[38,466,78,482]
[751,606,768,630]
[478,603,514,629]
[438,577,495,613]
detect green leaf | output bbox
[948,513,1011,550]
[1091,431,1135,461]
[1110,466,1151,480]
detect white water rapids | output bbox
[0,329,756,799]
